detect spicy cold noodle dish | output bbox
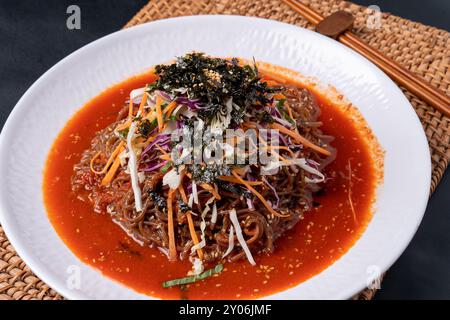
[44,53,382,299]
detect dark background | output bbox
[0,0,448,299]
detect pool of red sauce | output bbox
[44,71,377,299]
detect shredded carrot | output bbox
[242,123,288,161]
[144,110,156,122]
[159,154,172,161]
[231,169,289,218]
[127,98,134,118]
[137,92,148,117]
[273,93,286,100]
[90,141,125,175]
[116,100,134,131]
[200,183,221,200]
[218,175,263,186]
[178,181,188,202]
[89,151,103,173]
[101,149,124,186]
[262,145,296,158]
[265,93,287,109]
[285,102,294,119]
[262,79,281,87]
[167,189,177,262]
[347,159,358,225]
[241,121,257,130]
[269,123,331,156]
[155,95,164,131]
[256,131,287,162]
[178,183,204,260]
[184,173,221,200]
[163,101,177,118]
[259,70,287,84]
[244,137,291,162]
[143,130,159,148]
[154,143,169,157]
[233,167,247,176]
[186,214,203,259]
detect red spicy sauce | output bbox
[44,71,378,299]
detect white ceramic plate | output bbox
[0,15,430,300]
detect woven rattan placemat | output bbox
[1,0,449,300]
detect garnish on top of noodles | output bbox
[75,53,336,283]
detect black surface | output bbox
[0,0,448,299]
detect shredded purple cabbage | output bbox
[262,177,280,209]
[157,90,172,101]
[273,116,294,128]
[271,131,288,146]
[176,96,203,111]
[141,152,159,163]
[269,106,281,118]
[246,198,254,210]
[143,161,168,172]
[305,159,320,170]
[142,134,171,155]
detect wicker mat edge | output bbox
[1,0,449,300]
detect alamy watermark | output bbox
[66,264,81,290]
[366,5,382,30]
[366,264,382,290]
[170,124,279,167]
[66,5,81,30]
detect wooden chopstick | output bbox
[339,34,449,115]
[282,0,450,117]
[342,33,450,106]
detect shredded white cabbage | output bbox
[172,104,184,117]
[289,158,325,183]
[190,196,215,255]
[180,107,196,119]
[211,202,218,224]
[130,87,146,103]
[188,192,194,208]
[222,225,235,259]
[229,209,256,266]
[190,219,206,254]
[246,198,254,210]
[202,196,215,218]
[273,116,294,128]
[118,150,128,167]
[126,123,143,212]
[163,168,182,189]
[188,257,204,276]
[260,159,282,175]
[192,181,199,204]
[261,157,325,183]
[209,97,234,134]
[161,120,177,135]
[173,87,187,94]
[137,171,145,184]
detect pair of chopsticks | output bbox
[282,0,450,118]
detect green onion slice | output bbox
[160,161,172,174]
[162,264,224,288]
